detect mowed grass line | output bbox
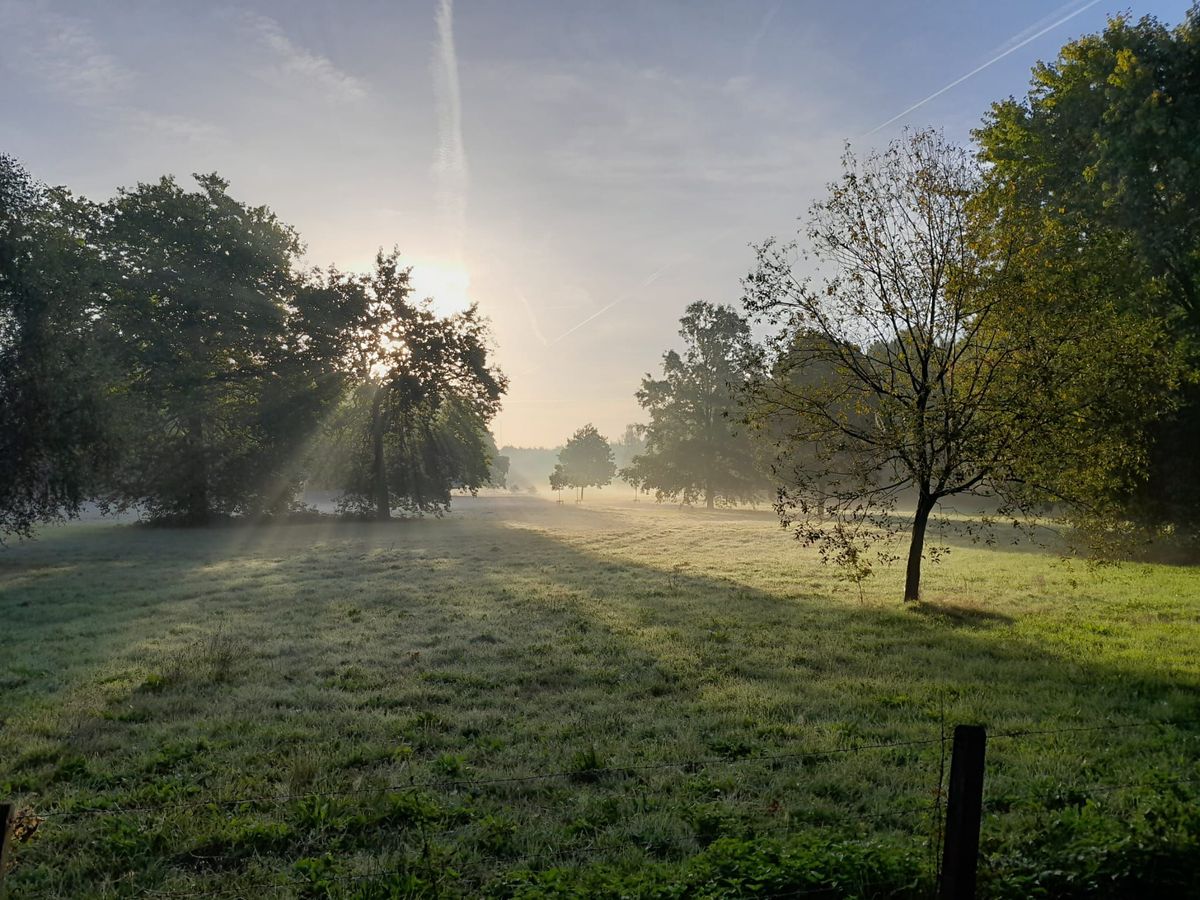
[1,495,1198,897]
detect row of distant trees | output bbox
[546,302,767,507]
[0,160,506,536]
[548,11,1200,601]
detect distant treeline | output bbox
[0,160,506,537]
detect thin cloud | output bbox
[119,108,224,144]
[548,267,666,346]
[865,0,1104,136]
[432,0,469,259]
[0,2,221,146]
[0,1,133,100]
[241,12,367,102]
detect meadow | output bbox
[1,495,1198,898]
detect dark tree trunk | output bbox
[371,390,390,521]
[904,492,936,602]
[185,411,208,524]
[705,482,714,510]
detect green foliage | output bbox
[0,155,117,539]
[744,130,1182,601]
[973,7,1200,530]
[552,424,616,499]
[492,834,928,898]
[101,172,333,522]
[982,790,1200,898]
[2,159,506,533]
[314,252,507,520]
[624,302,766,508]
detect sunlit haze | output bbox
[2,0,1189,445]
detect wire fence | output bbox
[3,717,1197,898]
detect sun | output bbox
[408,262,472,316]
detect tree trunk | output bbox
[185,411,208,524]
[705,482,715,510]
[904,492,935,602]
[371,390,390,521]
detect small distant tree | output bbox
[549,463,567,503]
[619,462,646,501]
[611,423,645,469]
[625,302,766,509]
[613,423,647,500]
[554,424,616,501]
[489,447,510,489]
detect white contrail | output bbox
[865,0,1104,136]
[545,224,744,348]
[432,0,468,258]
[516,293,550,346]
[548,268,667,346]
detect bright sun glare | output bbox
[409,263,472,316]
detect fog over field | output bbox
[3,1,1200,897]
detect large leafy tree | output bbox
[553,424,616,501]
[0,156,116,539]
[318,252,506,520]
[744,131,1178,602]
[102,173,339,522]
[974,7,1200,527]
[624,302,766,509]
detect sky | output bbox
[2,0,1192,447]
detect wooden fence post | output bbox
[939,725,986,900]
[0,802,14,897]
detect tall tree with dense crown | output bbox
[624,302,766,509]
[320,251,506,519]
[0,156,116,539]
[553,424,616,501]
[744,130,1179,602]
[974,7,1200,529]
[102,173,332,522]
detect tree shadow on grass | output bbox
[2,504,1198,896]
[909,600,1015,629]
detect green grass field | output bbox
[2,495,1198,898]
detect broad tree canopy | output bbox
[974,7,1200,529]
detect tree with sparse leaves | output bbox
[744,130,1179,602]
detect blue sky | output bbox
[2,0,1192,446]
